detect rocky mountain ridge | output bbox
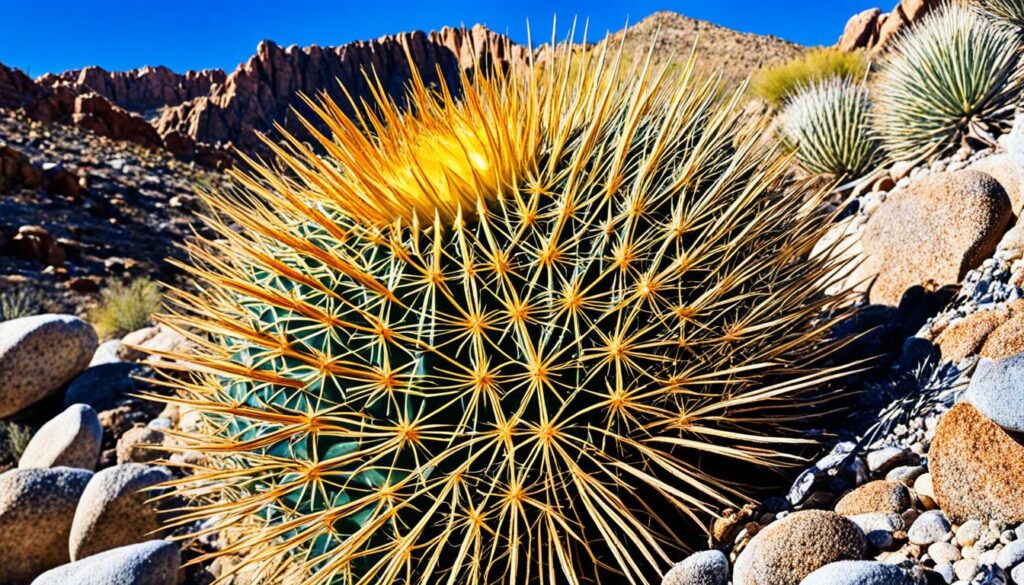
[1,11,811,163]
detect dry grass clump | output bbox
[89,277,162,338]
[751,47,869,108]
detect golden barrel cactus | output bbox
[151,38,857,584]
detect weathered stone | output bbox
[18,404,102,470]
[69,463,173,560]
[966,354,1024,432]
[931,403,1024,523]
[835,481,912,516]
[0,467,92,584]
[936,310,1009,363]
[733,510,866,585]
[115,426,166,464]
[662,550,729,585]
[800,560,916,585]
[0,314,97,417]
[32,540,180,585]
[63,362,151,410]
[857,170,1011,306]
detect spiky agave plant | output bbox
[972,0,1024,33]
[780,77,881,179]
[873,4,1024,162]
[148,36,859,585]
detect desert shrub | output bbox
[874,4,1024,162]
[750,47,869,108]
[149,44,858,584]
[972,0,1024,32]
[780,77,882,178]
[0,287,48,321]
[0,421,32,472]
[89,277,162,338]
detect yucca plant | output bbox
[148,38,859,585]
[873,4,1024,162]
[973,0,1024,33]
[780,78,882,179]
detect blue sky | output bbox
[0,0,881,76]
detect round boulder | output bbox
[733,510,866,585]
[18,404,102,470]
[0,314,97,417]
[936,310,1009,363]
[930,403,1024,523]
[69,463,173,560]
[662,550,729,585]
[857,170,1012,306]
[966,354,1024,432]
[0,467,93,584]
[32,539,179,585]
[834,481,912,516]
[979,310,1024,360]
[800,560,917,585]
[63,362,151,410]
[115,426,166,464]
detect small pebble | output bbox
[958,521,984,548]
[954,558,980,581]
[909,511,952,546]
[930,542,962,565]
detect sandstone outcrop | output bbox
[837,0,942,53]
[155,26,528,151]
[40,65,226,114]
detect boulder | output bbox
[662,550,729,585]
[930,403,1024,523]
[71,93,163,149]
[979,311,1024,359]
[18,404,102,470]
[970,153,1024,215]
[834,481,912,516]
[118,323,191,362]
[32,540,180,585]
[800,560,916,585]
[0,314,98,417]
[9,225,66,266]
[64,362,151,410]
[69,463,173,560]
[733,510,866,585]
[936,310,1009,363]
[857,170,1012,306]
[837,9,882,52]
[89,339,122,367]
[116,426,166,464]
[0,467,93,584]
[0,144,44,191]
[966,354,1024,432]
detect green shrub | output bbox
[750,47,869,108]
[780,78,882,178]
[0,287,48,321]
[89,277,162,338]
[874,4,1024,162]
[0,421,32,472]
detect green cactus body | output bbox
[156,44,857,585]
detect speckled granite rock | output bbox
[931,403,1024,523]
[69,464,173,560]
[32,540,179,585]
[0,467,93,584]
[18,404,102,470]
[733,510,866,585]
[0,314,97,417]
